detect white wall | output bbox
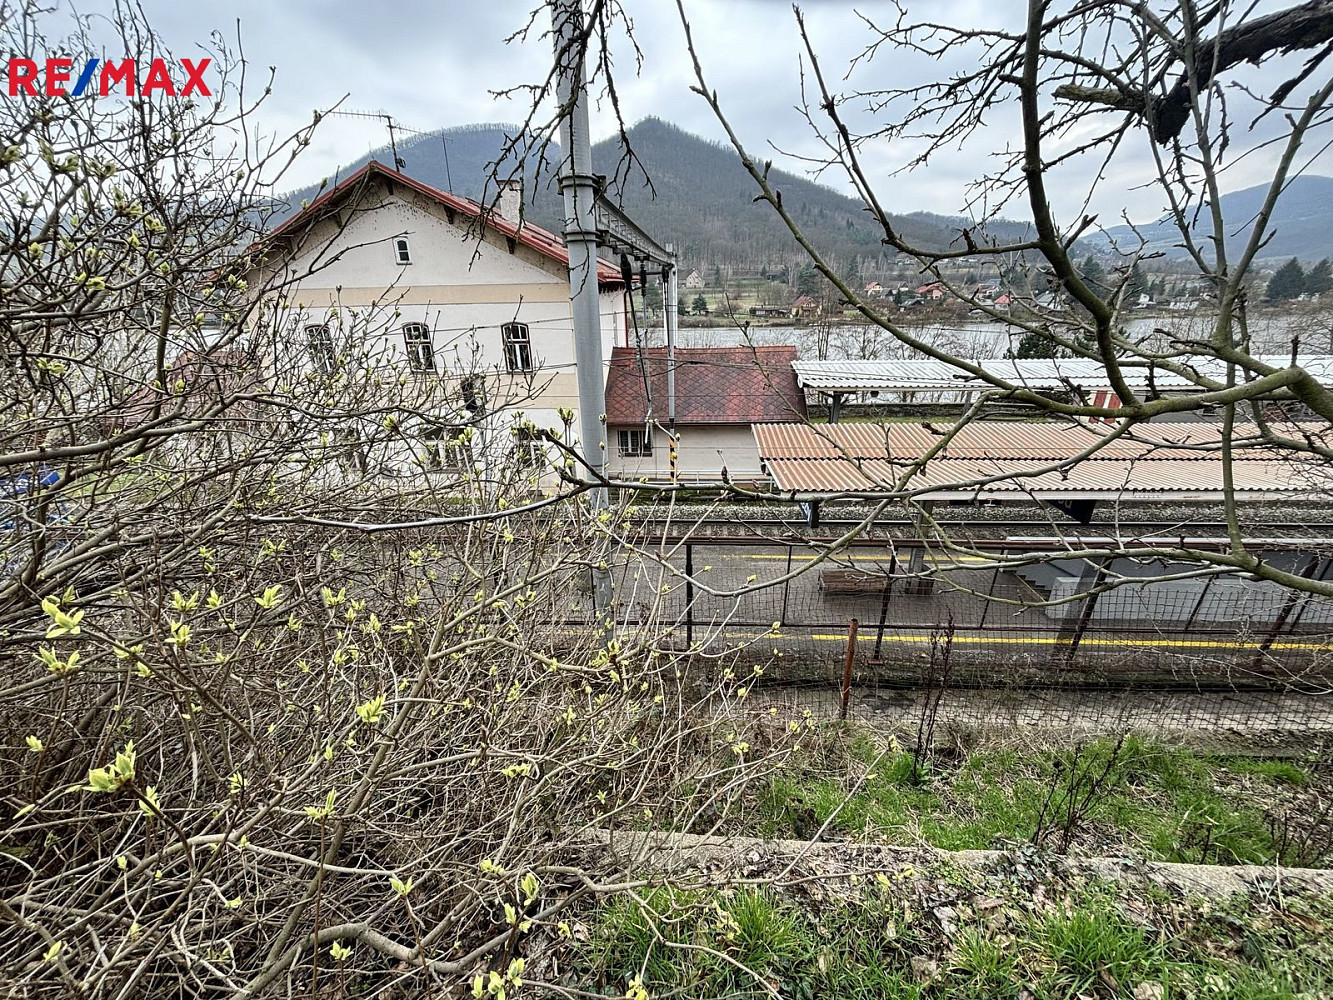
[255,186,627,482]
[606,424,764,483]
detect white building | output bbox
[604,345,806,483]
[245,160,627,482]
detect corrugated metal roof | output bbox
[762,456,1310,498]
[792,355,1333,393]
[752,420,1296,462]
[753,420,1324,499]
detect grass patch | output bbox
[570,879,1333,1000]
[739,728,1330,866]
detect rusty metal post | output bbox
[840,617,859,721]
[684,542,694,651]
[780,544,793,626]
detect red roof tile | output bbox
[263,161,624,288]
[605,346,806,426]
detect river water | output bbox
[663,311,1328,360]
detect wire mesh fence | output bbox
[598,536,1333,747]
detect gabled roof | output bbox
[605,346,806,426]
[262,160,624,288]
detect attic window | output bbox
[394,238,412,265]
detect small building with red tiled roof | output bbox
[240,160,628,483]
[790,294,819,319]
[604,345,806,483]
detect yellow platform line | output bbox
[551,629,1330,652]
[799,633,1331,651]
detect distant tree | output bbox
[1080,255,1107,294]
[678,294,690,316]
[1125,261,1150,302]
[711,263,723,287]
[797,264,820,296]
[1306,258,1332,295]
[1267,258,1307,301]
[1014,331,1061,359]
[691,293,708,315]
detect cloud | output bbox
[129,0,1333,228]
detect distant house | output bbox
[604,345,806,483]
[915,282,946,301]
[683,269,706,289]
[864,281,884,298]
[790,294,819,319]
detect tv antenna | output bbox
[329,109,409,170]
[328,110,453,191]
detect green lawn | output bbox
[738,729,1326,867]
[574,877,1333,999]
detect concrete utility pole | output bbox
[553,0,614,614]
[664,252,679,481]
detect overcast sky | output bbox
[124,0,1332,227]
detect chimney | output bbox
[498,178,522,224]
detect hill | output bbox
[278,117,1035,274]
[1096,175,1333,263]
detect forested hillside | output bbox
[1095,174,1333,262]
[278,117,1036,277]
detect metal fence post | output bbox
[1252,555,1321,672]
[840,618,859,721]
[871,553,896,664]
[780,544,793,626]
[685,542,694,651]
[1056,556,1112,666]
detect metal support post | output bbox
[685,542,695,651]
[1055,556,1112,665]
[840,618,859,721]
[665,258,678,483]
[780,544,793,626]
[871,553,897,664]
[1252,555,1322,672]
[906,502,935,595]
[553,0,612,615]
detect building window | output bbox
[403,323,434,372]
[460,375,485,416]
[306,324,334,375]
[511,427,542,470]
[502,322,532,372]
[421,425,470,470]
[617,428,653,457]
[394,238,412,265]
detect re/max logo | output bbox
[6,58,212,97]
